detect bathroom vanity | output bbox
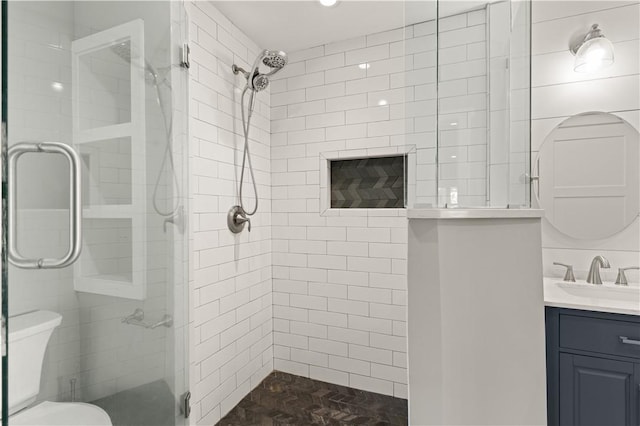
[545,279,640,426]
[546,307,640,426]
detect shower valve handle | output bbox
[238,215,251,232]
[228,206,251,233]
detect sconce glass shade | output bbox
[573,27,615,73]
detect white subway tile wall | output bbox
[268,8,486,399]
[531,1,640,283]
[187,3,273,425]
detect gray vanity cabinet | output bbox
[546,307,640,426]
[559,353,637,425]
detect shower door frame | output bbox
[2,0,9,424]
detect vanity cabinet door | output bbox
[559,353,635,426]
[635,363,640,426]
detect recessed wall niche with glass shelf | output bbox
[72,19,147,300]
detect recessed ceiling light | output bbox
[51,82,64,92]
[451,155,457,159]
[319,0,338,7]
[450,122,458,126]
[378,99,388,106]
[358,63,370,70]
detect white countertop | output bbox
[407,208,544,219]
[544,278,640,316]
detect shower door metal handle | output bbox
[8,142,82,269]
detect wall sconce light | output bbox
[570,24,614,73]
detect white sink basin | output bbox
[555,281,640,302]
[544,279,640,315]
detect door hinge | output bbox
[1,316,6,357]
[180,44,190,69]
[182,391,191,419]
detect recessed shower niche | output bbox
[330,156,407,208]
[320,147,416,212]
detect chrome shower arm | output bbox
[232,64,250,79]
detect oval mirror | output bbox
[535,112,640,240]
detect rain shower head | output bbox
[252,50,287,78]
[233,49,288,92]
[261,50,288,70]
[249,50,288,91]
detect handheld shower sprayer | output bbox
[228,50,288,233]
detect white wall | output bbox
[268,24,420,399]
[407,216,547,425]
[187,3,273,424]
[531,1,640,281]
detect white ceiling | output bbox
[212,1,492,53]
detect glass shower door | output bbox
[1,2,189,425]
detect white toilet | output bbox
[2,310,112,425]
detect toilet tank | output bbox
[1,310,62,415]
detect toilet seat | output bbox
[10,401,111,426]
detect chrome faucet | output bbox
[586,255,610,285]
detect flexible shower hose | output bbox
[238,85,259,216]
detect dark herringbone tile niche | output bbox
[330,156,406,209]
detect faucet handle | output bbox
[228,206,251,233]
[553,262,576,282]
[615,267,639,286]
